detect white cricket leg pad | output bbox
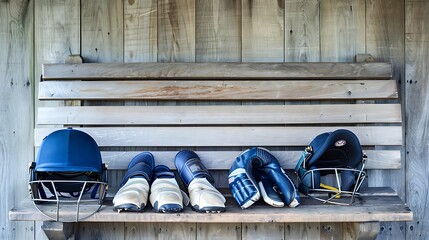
[188,178,226,212]
[150,178,189,212]
[113,178,150,212]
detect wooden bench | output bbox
[10,60,412,239]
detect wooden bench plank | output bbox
[38,80,398,100]
[9,191,412,223]
[42,62,392,80]
[99,150,401,170]
[34,126,402,147]
[37,104,402,125]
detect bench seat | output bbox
[10,60,412,239]
[10,188,411,223]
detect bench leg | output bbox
[343,222,380,240]
[41,221,76,240]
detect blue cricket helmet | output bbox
[36,127,103,173]
[29,128,108,221]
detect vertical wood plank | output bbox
[158,0,195,62]
[77,222,125,240]
[366,1,405,239]
[197,223,241,240]
[285,223,320,239]
[242,223,284,240]
[195,0,241,62]
[80,1,125,238]
[405,1,429,238]
[124,0,157,62]
[320,223,343,240]
[34,0,80,122]
[0,0,35,239]
[320,0,365,62]
[152,223,196,240]
[242,0,285,62]
[285,0,320,62]
[81,0,123,63]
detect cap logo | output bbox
[335,140,346,147]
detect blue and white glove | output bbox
[228,147,300,209]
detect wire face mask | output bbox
[29,128,108,222]
[295,129,367,205]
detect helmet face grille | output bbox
[29,128,108,222]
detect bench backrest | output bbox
[36,62,401,188]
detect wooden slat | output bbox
[42,62,393,80]
[38,80,399,100]
[9,192,413,223]
[98,150,401,170]
[37,104,402,125]
[34,126,402,147]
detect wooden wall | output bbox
[0,0,34,239]
[1,0,429,239]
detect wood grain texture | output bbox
[81,0,123,63]
[34,0,80,125]
[124,222,196,240]
[0,1,34,240]
[285,0,320,62]
[157,0,195,62]
[320,0,365,62]
[98,150,401,170]
[10,192,413,223]
[42,62,393,80]
[124,0,157,62]
[367,2,406,239]
[38,80,399,100]
[285,223,320,239]
[196,0,241,62]
[242,223,284,240]
[34,126,403,147]
[77,222,125,240]
[405,1,429,34]
[197,223,241,240]
[405,30,429,240]
[37,104,402,125]
[242,0,284,62]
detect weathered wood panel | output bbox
[242,223,284,240]
[367,2,406,239]
[42,62,393,80]
[285,223,320,239]
[285,0,320,62]
[157,0,195,62]
[196,0,241,62]
[242,0,284,62]
[320,0,365,62]
[405,27,429,240]
[38,80,398,100]
[34,126,403,147]
[77,222,125,240]
[197,223,241,240]
[124,0,157,62]
[37,104,402,125]
[0,1,34,239]
[81,0,123,63]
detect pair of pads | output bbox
[113,151,225,213]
